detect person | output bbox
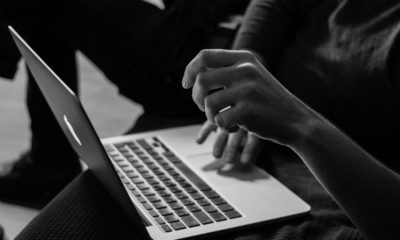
[195,0,400,173]
[4,0,400,239]
[182,49,400,240]
[0,0,249,198]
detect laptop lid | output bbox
[8,26,151,239]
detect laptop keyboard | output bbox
[105,137,241,232]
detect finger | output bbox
[191,66,233,111]
[213,128,229,158]
[204,87,243,123]
[214,102,245,132]
[223,128,246,163]
[182,49,255,89]
[196,121,217,144]
[240,133,262,165]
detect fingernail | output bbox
[213,148,221,158]
[241,154,250,164]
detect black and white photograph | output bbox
[0,0,399,239]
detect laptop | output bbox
[9,26,310,240]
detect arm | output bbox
[183,49,400,239]
[233,0,320,68]
[290,105,400,240]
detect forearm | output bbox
[233,0,320,69]
[289,107,400,239]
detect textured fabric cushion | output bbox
[16,171,139,240]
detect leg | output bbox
[48,0,209,115]
[0,24,81,198]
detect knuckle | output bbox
[238,62,257,78]
[215,114,226,129]
[196,72,207,88]
[204,95,215,109]
[241,50,257,62]
[242,82,258,96]
[198,49,212,63]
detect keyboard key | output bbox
[169,202,183,210]
[160,224,172,232]
[181,199,195,206]
[137,183,150,190]
[132,178,144,184]
[170,187,182,193]
[153,170,165,176]
[225,210,242,219]
[182,215,200,228]
[159,208,174,216]
[203,190,220,199]
[141,173,153,179]
[175,209,190,217]
[131,163,144,169]
[148,165,160,171]
[131,189,141,197]
[122,166,132,172]
[155,217,165,225]
[173,176,185,182]
[165,182,177,188]
[153,185,166,192]
[137,169,149,174]
[197,199,211,206]
[209,211,227,222]
[210,197,226,205]
[158,191,171,198]
[165,214,179,223]
[190,192,204,200]
[187,205,201,213]
[165,156,182,164]
[149,210,159,217]
[193,211,213,225]
[137,139,151,149]
[148,196,161,203]
[148,179,159,185]
[126,184,135,190]
[170,221,186,230]
[184,187,197,194]
[143,203,153,210]
[218,204,234,212]
[164,196,177,203]
[159,176,171,182]
[175,192,188,199]
[179,181,191,188]
[203,205,218,213]
[167,170,180,177]
[127,172,139,178]
[142,189,155,196]
[153,202,167,209]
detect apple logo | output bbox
[64,114,82,146]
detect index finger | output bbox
[182,49,254,89]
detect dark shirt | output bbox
[234,0,400,171]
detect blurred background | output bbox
[0,52,143,239]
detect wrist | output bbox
[284,103,325,149]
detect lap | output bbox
[16,113,365,240]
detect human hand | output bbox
[182,49,311,146]
[197,121,262,165]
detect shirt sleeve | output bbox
[233,0,320,70]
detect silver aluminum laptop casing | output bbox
[10,26,310,240]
